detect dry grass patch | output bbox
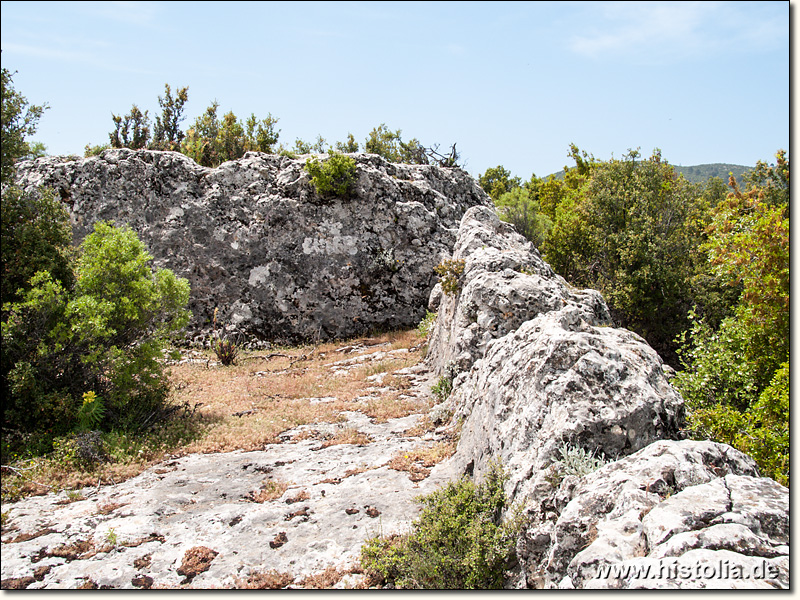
[362,394,433,423]
[299,566,346,589]
[235,570,294,589]
[244,479,289,503]
[388,442,456,482]
[2,330,429,502]
[320,427,372,448]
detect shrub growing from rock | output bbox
[360,462,521,589]
[305,153,357,197]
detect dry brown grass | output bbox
[235,570,294,589]
[244,479,289,503]
[2,329,429,501]
[388,442,456,482]
[320,427,372,448]
[298,566,346,589]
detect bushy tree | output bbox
[1,67,48,184]
[545,149,700,361]
[151,83,189,151]
[478,165,521,202]
[1,187,74,305]
[109,104,151,149]
[181,101,280,167]
[364,123,431,165]
[334,133,359,153]
[2,222,190,437]
[494,186,551,249]
[1,67,69,307]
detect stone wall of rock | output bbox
[15,150,491,345]
[425,206,789,589]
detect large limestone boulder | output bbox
[425,205,610,376]
[528,440,789,589]
[15,150,490,345]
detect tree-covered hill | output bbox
[673,163,753,183]
[548,162,753,183]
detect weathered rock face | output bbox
[425,205,611,377]
[15,150,490,344]
[426,206,789,589]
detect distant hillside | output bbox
[673,163,753,184]
[547,162,753,184]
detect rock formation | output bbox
[15,150,490,345]
[425,206,789,589]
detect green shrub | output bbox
[417,311,437,337]
[2,222,190,438]
[1,186,74,305]
[434,259,465,296]
[360,462,521,589]
[431,375,452,402]
[305,153,357,197]
[211,334,239,366]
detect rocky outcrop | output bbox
[426,206,789,589]
[425,206,610,376]
[15,150,490,345]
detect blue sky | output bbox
[1,1,789,179]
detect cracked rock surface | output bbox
[15,150,490,345]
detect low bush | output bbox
[434,259,465,296]
[305,153,357,197]
[360,462,522,589]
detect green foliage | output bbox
[2,222,190,437]
[478,165,521,202]
[181,101,280,166]
[545,148,700,362]
[495,186,552,249]
[211,335,239,366]
[334,133,360,153]
[1,186,74,305]
[1,67,48,184]
[151,83,189,151]
[434,259,465,296]
[76,391,106,431]
[431,375,453,402]
[84,143,111,157]
[673,163,753,184]
[360,462,521,589]
[364,123,454,166]
[304,153,357,197]
[109,104,151,149]
[674,151,789,486]
[417,311,437,337]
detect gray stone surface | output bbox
[0,351,459,589]
[426,205,610,376]
[15,150,490,345]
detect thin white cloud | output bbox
[2,40,155,75]
[76,1,161,27]
[569,1,785,63]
